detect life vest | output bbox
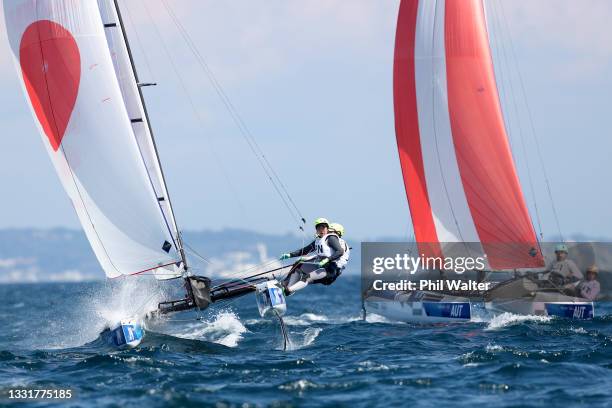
[335,237,350,268]
[315,233,350,269]
[314,233,334,258]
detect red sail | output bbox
[393,0,543,269]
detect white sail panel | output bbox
[413,0,481,246]
[3,0,183,278]
[96,0,181,249]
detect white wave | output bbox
[286,327,322,351]
[485,312,552,330]
[569,326,588,334]
[469,309,496,323]
[364,312,394,324]
[303,327,321,346]
[356,360,391,372]
[173,311,248,348]
[283,313,329,326]
[280,313,363,327]
[485,343,504,352]
[278,379,318,391]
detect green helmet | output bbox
[314,217,330,227]
[555,244,568,253]
[329,222,345,237]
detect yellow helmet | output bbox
[313,217,330,227]
[329,223,345,237]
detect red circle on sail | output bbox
[19,20,81,152]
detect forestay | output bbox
[393,0,543,270]
[3,0,184,279]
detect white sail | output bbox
[3,0,184,279]
[96,0,181,246]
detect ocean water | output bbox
[0,275,610,407]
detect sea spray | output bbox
[93,278,165,328]
[285,327,322,351]
[485,312,552,331]
[173,310,248,348]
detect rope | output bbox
[136,0,251,227]
[159,0,307,235]
[489,1,543,241]
[121,0,156,83]
[496,0,564,242]
[211,264,292,291]
[183,240,292,289]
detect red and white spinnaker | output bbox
[393,0,543,269]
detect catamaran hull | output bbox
[486,300,594,319]
[365,300,471,323]
[101,318,145,348]
[485,278,595,319]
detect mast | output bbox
[111,0,188,271]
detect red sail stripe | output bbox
[444,0,543,268]
[393,0,442,258]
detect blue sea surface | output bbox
[0,276,610,407]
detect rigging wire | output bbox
[496,0,565,242]
[183,240,291,286]
[158,0,307,234]
[139,0,311,276]
[120,0,156,83]
[131,0,310,273]
[131,0,252,228]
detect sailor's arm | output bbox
[279,241,316,260]
[567,260,584,280]
[325,235,345,262]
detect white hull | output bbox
[485,278,595,319]
[486,299,594,319]
[365,296,471,323]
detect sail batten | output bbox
[4,0,183,279]
[97,0,186,275]
[394,0,543,269]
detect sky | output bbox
[0,0,611,240]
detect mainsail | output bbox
[393,0,543,270]
[4,0,185,279]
